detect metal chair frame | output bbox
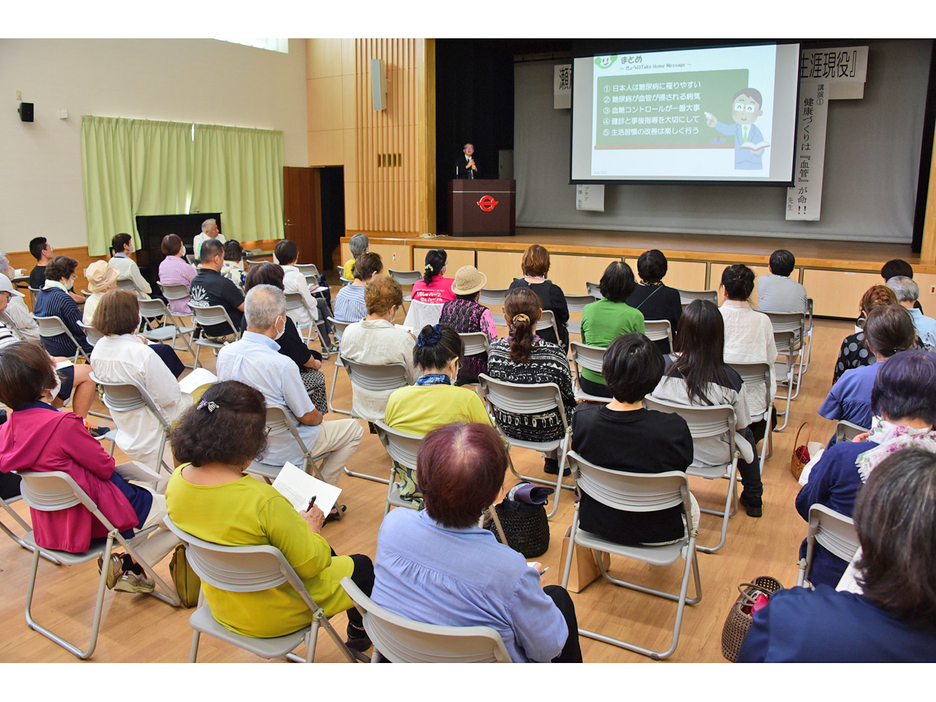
[0,493,61,565]
[674,288,718,313]
[284,291,321,346]
[643,319,674,352]
[190,305,240,369]
[726,362,775,467]
[835,419,869,444]
[568,341,611,404]
[762,310,807,430]
[139,297,196,366]
[34,315,90,363]
[564,294,596,335]
[245,404,331,484]
[796,504,859,588]
[388,269,421,311]
[372,420,424,515]
[585,281,602,299]
[326,318,352,416]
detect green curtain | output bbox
[192,124,284,241]
[130,120,194,222]
[81,116,135,256]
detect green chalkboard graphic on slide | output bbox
[595,68,749,150]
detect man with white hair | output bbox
[216,285,363,520]
[887,276,936,351]
[0,252,39,341]
[192,218,225,260]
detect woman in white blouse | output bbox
[718,264,777,439]
[90,290,196,472]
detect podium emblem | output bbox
[476,195,498,212]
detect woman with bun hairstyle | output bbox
[383,324,492,506]
[410,249,455,304]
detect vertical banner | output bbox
[576,184,605,211]
[785,80,829,221]
[554,64,572,109]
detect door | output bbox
[283,166,322,270]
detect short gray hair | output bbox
[0,252,9,275]
[350,233,369,258]
[201,218,217,233]
[245,284,286,330]
[887,276,920,303]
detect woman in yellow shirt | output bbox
[165,380,373,649]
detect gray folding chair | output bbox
[0,493,60,565]
[457,331,491,386]
[388,269,421,311]
[340,357,413,485]
[114,277,143,296]
[478,287,510,327]
[327,318,353,416]
[245,404,331,484]
[536,309,561,344]
[89,372,175,477]
[585,281,602,299]
[674,288,718,313]
[561,452,701,660]
[372,420,424,514]
[76,321,104,347]
[726,361,775,467]
[162,516,357,663]
[796,504,860,588]
[34,315,90,363]
[28,286,40,308]
[157,281,192,312]
[18,470,180,659]
[139,297,196,365]
[644,319,674,353]
[762,310,806,430]
[477,374,573,519]
[295,263,320,280]
[643,396,740,554]
[802,298,815,374]
[340,577,513,663]
[190,305,240,369]
[285,291,320,346]
[246,258,265,270]
[835,419,868,444]
[565,294,596,335]
[568,341,611,403]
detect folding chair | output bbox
[478,287,510,327]
[644,319,674,353]
[340,357,413,485]
[477,374,573,519]
[162,516,357,663]
[76,321,104,347]
[295,263,320,280]
[457,331,491,386]
[565,294,596,335]
[29,286,40,308]
[115,278,144,296]
[0,493,60,564]
[18,470,180,659]
[585,281,602,299]
[560,452,701,660]
[835,419,868,444]
[403,300,442,332]
[802,298,815,374]
[190,305,240,369]
[762,310,806,430]
[327,318,353,416]
[285,291,321,346]
[340,577,513,663]
[34,315,90,363]
[157,281,192,312]
[643,396,739,554]
[372,420,424,514]
[569,341,611,403]
[389,269,421,311]
[139,297,196,365]
[536,309,561,344]
[0,310,25,340]
[674,288,718,313]
[245,404,332,484]
[796,504,859,587]
[726,362,775,468]
[246,259,265,270]
[89,372,175,477]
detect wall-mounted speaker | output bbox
[18,102,34,122]
[371,58,387,111]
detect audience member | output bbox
[0,276,26,347]
[370,422,583,662]
[216,285,362,519]
[487,287,574,475]
[741,447,936,662]
[334,251,383,323]
[383,324,491,506]
[410,249,455,304]
[192,218,225,260]
[274,239,335,353]
[757,249,808,314]
[797,349,936,588]
[241,263,327,412]
[34,255,94,360]
[0,341,178,592]
[508,245,570,350]
[579,261,645,399]
[339,276,418,422]
[189,239,244,342]
[165,380,373,649]
[108,233,152,299]
[880,258,922,312]
[719,264,777,441]
[886,275,936,350]
[343,233,369,280]
[221,240,246,292]
[819,304,916,433]
[82,260,119,325]
[625,249,682,354]
[157,234,197,315]
[0,259,39,341]
[833,285,898,385]
[572,333,695,544]
[29,237,85,303]
[652,299,764,517]
[439,265,498,385]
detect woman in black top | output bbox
[508,245,569,351]
[625,249,682,354]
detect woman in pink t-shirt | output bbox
[410,249,455,304]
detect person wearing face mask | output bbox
[217,285,363,522]
[34,255,94,360]
[108,233,152,299]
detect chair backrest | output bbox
[295,263,320,279]
[34,315,87,359]
[76,321,104,347]
[564,294,596,313]
[674,288,718,307]
[477,287,510,307]
[477,374,567,433]
[341,357,412,392]
[89,372,171,430]
[725,362,771,419]
[373,420,424,471]
[458,331,490,357]
[191,305,238,336]
[536,309,560,340]
[808,504,860,563]
[328,316,351,343]
[643,319,673,346]
[246,259,265,270]
[569,341,606,376]
[643,396,736,445]
[339,577,513,663]
[115,278,140,294]
[761,310,805,338]
[139,298,172,320]
[567,451,693,517]
[403,300,443,331]
[18,470,116,533]
[158,281,191,302]
[835,420,869,444]
[284,291,313,314]
[264,403,309,452]
[389,269,422,286]
[585,281,602,299]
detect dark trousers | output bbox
[544,585,583,663]
[150,343,185,379]
[578,376,613,399]
[344,553,374,632]
[737,426,763,503]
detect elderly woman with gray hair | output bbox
[343,233,369,281]
[886,275,936,351]
[0,252,39,341]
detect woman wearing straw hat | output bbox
[82,260,120,326]
[439,265,498,386]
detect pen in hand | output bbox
[307,496,316,512]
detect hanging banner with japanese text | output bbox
[785,81,830,221]
[555,65,572,109]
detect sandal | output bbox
[324,504,347,524]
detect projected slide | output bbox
[571,44,800,183]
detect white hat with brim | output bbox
[451,265,488,296]
[0,273,25,297]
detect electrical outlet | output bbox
[930,285,935,295]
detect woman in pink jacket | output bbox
[0,341,175,593]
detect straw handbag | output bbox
[721,576,783,661]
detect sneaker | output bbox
[543,458,571,477]
[114,569,155,594]
[85,421,109,439]
[739,493,763,518]
[97,553,123,590]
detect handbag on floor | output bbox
[169,543,201,608]
[721,576,783,661]
[484,483,552,558]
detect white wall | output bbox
[0,38,308,252]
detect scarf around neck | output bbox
[856,416,936,483]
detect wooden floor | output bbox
[0,281,851,667]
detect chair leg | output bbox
[189,629,202,663]
[545,441,569,519]
[560,512,580,590]
[694,463,738,554]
